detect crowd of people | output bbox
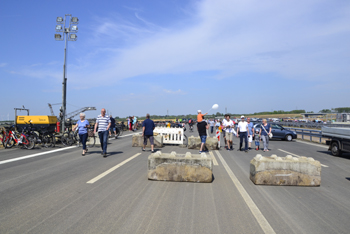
[73,108,273,157]
[196,111,272,153]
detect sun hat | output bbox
[241,115,245,119]
[198,110,201,113]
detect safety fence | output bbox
[154,127,184,145]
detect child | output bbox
[254,129,260,150]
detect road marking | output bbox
[209,151,219,166]
[215,150,276,234]
[295,140,328,149]
[87,153,141,184]
[278,149,329,167]
[0,146,76,165]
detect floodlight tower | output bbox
[55,14,79,133]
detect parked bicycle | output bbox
[3,123,36,149]
[36,126,56,148]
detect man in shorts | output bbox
[142,114,155,153]
[222,114,236,151]
[197,119,209,153]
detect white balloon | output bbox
[212,104,219,110]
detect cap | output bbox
[241,115,245,119]
[198,110,201,113]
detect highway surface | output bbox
[0,128,349,234]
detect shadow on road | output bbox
[317,150,350,160]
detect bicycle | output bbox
[37,126,56,148]
[3,123,36,149]
[0,126,9,147]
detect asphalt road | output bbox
[0,128,349,234]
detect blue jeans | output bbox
[98,130,109,153]
[79,133,88,150]
[239,132,248,150]
[200,135,207,144]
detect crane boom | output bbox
[66,107,96,120]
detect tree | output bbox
[319,109,331,113]
[335,107,350,113]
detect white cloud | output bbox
[163,89,185,94]
[68,0,350,85]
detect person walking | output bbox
[247,117,254,150]
[254,129,260,150]
[209,119,215,134]
[142,114,156,153]
[94,108,111,157]
[109,115,116,138]
[237,116,249,152]
[133,116,138,131]
[259,119,272,152]
[197,119,209,153]
[222,114,236,151]
[129,116,133,131]
[72,113,90,156]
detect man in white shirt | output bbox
[222,114,236,151]
[237,115,249,152]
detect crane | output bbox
[66,107,96,120]
[48,103,61,116]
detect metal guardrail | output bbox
[278,121,350,129]
[284,127,327,143]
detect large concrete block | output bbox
[132,134,163,148]
[250,154,321,186]
[187,136,218,150]
[148,151,213,183]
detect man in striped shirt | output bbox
[94,108,111,157]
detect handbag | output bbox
[261,124,273,139]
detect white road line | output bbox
[87,153,141,184]
[295,140,328,149]
[278,149,329,168]
[209,151,219,166]
[215,150,276,234]
[0,146,76,165]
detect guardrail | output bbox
[278,121,350,129]
[284,127,327,143]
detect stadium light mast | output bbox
[55,14,79,133]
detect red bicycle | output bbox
[3,124,36,149]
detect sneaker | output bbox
[199,151,202,154]
[103,153,107,158]
[142,148,145,151]
[227,148,230,151]
[237,149,241,151]
[151,150,155,153]
[245,150,248,153]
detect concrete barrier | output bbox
[187,136,218,150]
[132,134,163,148]
[250,154,321,186]
[148,151,213,183]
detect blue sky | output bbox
[1,0,350,120]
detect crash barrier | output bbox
[279,121,350,129]
[250,154,321,186]
[148,151,213,182]
[285,127,325,143]
[153,127,184,145]
[132,134,163,148]
[187,136,219,150]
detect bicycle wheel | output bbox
[26,135,36,149]
[4,137,15,148]
[51,134,56,148]
[43,135,53,148]
[87,136,95,148]
[183,134,188,146]
[61,136,70,146]
[115,128,120,139]
[119,126,123,136]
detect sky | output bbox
[1,0,350,120]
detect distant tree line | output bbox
[319,107,350,113]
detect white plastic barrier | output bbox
[154,127,184,145]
